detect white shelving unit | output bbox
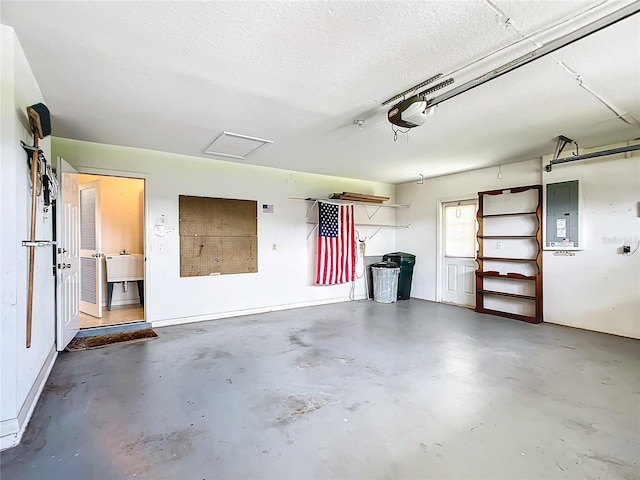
[290,197,411,239]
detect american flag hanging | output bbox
[316,201,355,285]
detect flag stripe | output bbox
[341,206,346,283]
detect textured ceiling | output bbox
[2,1,639,184]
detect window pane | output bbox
[445,204,476,257]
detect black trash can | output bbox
[382,252,416,300]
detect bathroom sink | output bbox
[105,253,144,282]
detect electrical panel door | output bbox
[546,180,579,248]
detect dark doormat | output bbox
[66,329,158,352]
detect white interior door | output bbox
[79,180,103,318]
[56,158,80,350]
[442,200,478,307]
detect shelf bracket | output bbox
[306,223,319,240]
[22,240,56,247]
[369,227,384,240]
[305,199,319,218]
[364,205,383,220]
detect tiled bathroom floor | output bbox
[80,305,144,328]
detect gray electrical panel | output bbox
[546,180,579,248]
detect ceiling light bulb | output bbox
[423,106,436,117]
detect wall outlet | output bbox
[272,243,277,251]
[157,243,164,253]
[496,241,503,250]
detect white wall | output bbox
[396,159,541,302]
[79,174,144,306]
[396,147,639,339]
[53,138,397,326]
[78,174,144,255]
[542,144,640,338]
[1,25,57,450]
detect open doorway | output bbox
[440,199,478,308]
[78,174,145,328]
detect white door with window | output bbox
[79,180,103,318]
[442,200,478,307]
[56,158,80,350]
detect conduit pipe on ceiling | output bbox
[382,1,607,106]
[426,2,640,109]
[483,0,637,126]
[544,144,640,172]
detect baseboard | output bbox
[0,418,19,451]
[1,344,57,451]
[545,319,640,339]
[152,296,366,329]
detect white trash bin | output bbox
[371,261,400,304]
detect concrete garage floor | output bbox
[2,300,639,480]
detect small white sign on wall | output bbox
[262,204,274,214]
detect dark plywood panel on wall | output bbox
[179,196,257,277]
[180,236,257,276]
[179,195,257,237]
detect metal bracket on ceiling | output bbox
[554,135,574,160]
[546,135,574,172]
[545,143,640,172]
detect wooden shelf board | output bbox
[478,256,538,262]
[479,235,536,239]
[290,197,409,208]
[476,271,535,281]
[478,185,542,196]
[475,307,542,324]
[478,289,535,300]
[481,212,537,217]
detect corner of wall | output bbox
[0,346,57,451]
[1,23,58,450]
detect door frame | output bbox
[69,167,148,323]
[435,193,478,304]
